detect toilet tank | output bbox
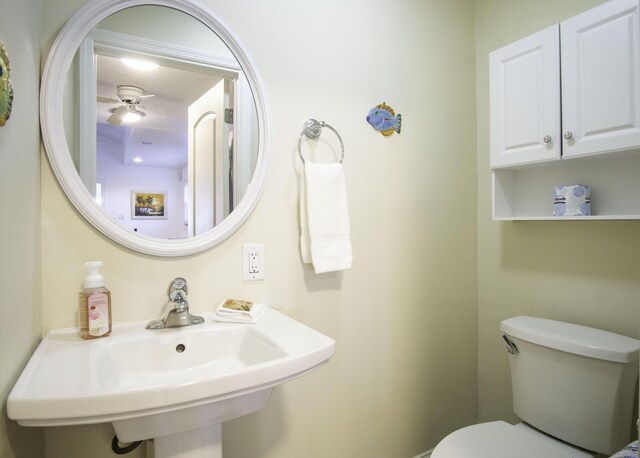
[501,316,640,456]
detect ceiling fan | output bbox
[97,85,155,125]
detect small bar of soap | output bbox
[222,299,253,311]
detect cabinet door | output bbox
[561,0,640,158]
[490,25,561,168]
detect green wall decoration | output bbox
[0,42,13,127]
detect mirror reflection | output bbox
[64,5,259,240]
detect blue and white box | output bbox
[553,184,591,217]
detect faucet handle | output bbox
[169,277,188,300]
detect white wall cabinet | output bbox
[561,0,640,158]
[490,25,561,168]
[489,0,640,219]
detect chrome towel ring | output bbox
[297,119,345,164]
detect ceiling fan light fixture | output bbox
[122,110,143,123]
[121,57,159,71]
[108,105,145,125]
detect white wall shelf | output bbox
[492,153,640,220]
[494,216,640,221]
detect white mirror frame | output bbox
[41,0,271,256]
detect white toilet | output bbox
[432,316,640,458]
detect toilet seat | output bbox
[431,421,596,458]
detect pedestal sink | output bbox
[8,307,335,457]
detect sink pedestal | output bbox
[113,388,275,457]
[154,424,221,458]
[112,388,273,444]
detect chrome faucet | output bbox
[146,278,205,329]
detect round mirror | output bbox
[42,0,271,256]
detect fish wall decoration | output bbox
[366,102,401,136]
[0,43,13,127]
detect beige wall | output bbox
[0,0,44,457]
[5,1,639,456]
[475,0,640,424]
[38,1,478,457]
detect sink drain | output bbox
[175,343,185,353]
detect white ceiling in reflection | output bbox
[96,54,222,168]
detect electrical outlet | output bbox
[243,243,264,281]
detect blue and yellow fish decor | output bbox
[366,102,401,136]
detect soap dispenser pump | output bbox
[78,261,112,339]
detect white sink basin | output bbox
[8,307,335,453]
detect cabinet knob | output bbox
[564,131,573,140]
[543,135,552,143]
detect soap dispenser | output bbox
[78,261,112,339]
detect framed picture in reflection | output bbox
[131,190,167,219]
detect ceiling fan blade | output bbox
[138,104,176,117]
[138,105,185,121]
[97,95,120,104]
[107,105,127,125]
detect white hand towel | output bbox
[299,172,313,264]
[214,301,265,324]
[300,162,352,273]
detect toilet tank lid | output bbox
[501,317,640,363]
